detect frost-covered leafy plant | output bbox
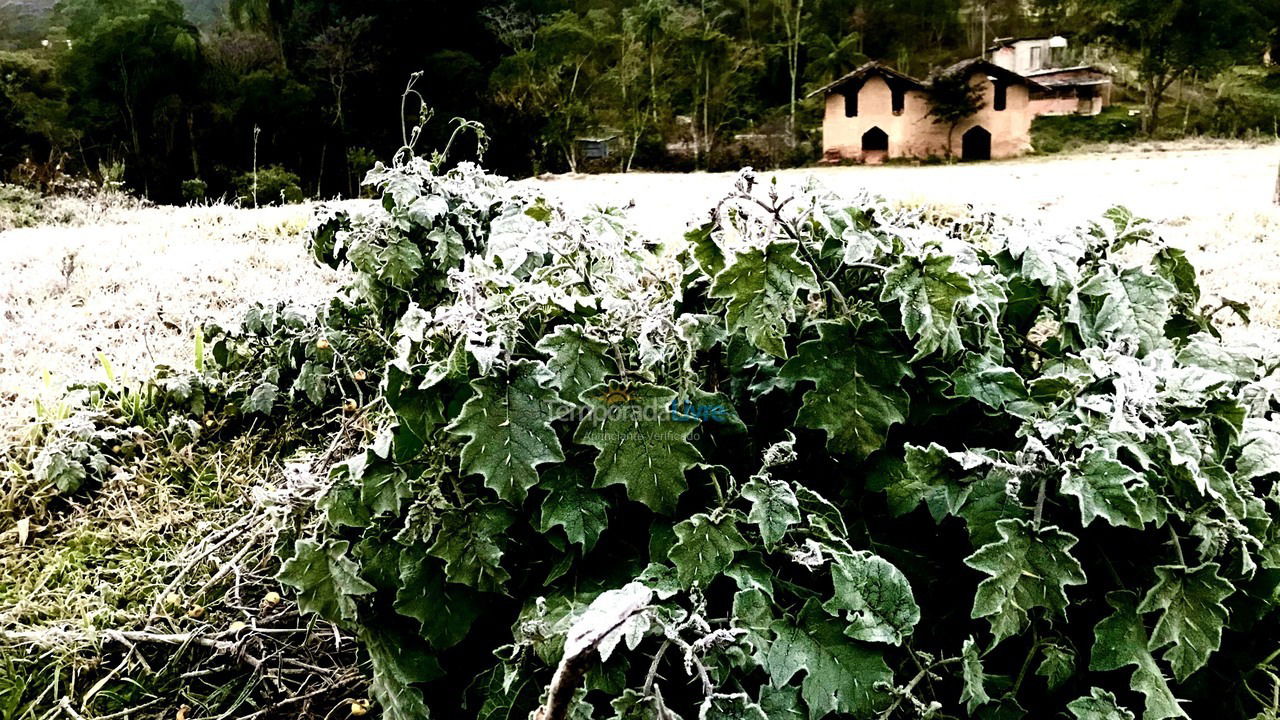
[266,155,1280,720]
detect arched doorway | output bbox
[861,127,889,164]
[861,127,888,152]
[961,126,991,161]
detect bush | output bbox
[272,157,1280,719]
[234,164,305,206]
[1032,106,1142,153]
[0,183,44,230]
[181,177,208,204]
[19,150,1280,720]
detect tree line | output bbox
[0,0,1277,203]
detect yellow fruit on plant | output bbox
[263,591,282,606]
[316,338,331,350]
[228,621,247,633]
[165,592,182,607]
[342,399,358,413]
[349,700,368,716]
[186,605,205,619]
[353,370,367,381]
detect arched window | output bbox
[891,87,905,115]
[993,81,1007,111]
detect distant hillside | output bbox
[0,0,227,41]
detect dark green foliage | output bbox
[233,164,304,206]
[230,154,1280,719]
[1031,106,1143,154]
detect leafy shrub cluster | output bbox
[24,147,1280,720]
[1031,107,1142,154]
[261,152,1280,719]
[234,164,306,207]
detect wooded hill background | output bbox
[1,0,1278,202]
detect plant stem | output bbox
[876,657,961,720]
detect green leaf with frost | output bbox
[1073,266,1176,355]
[277,539,376,623]
[758,686,805,720]
[1137,563,1233,681]
[893,442,975,520]
[394,553,481,649]
[362,627,440,720]
[378,236,425,289]
[539,466,609,551]
[427,505,515,592]
[781,321,910,459]
[1237,418,1280,481]
[1068,688,1136,720]
[361,463,413,516]
[668,511,748,587]
[709,241,820,358]
[766,599,891,720]
[1036,643,1075,689]
[687,222,725,277]
[1006,226,1085,299]
[292,360,327,404]
[576,382,702,515]
[446,360,567,504]
[35,450,86,494]
[880,251,974,360]
[1090,592,1187,720]
[244,380,277,414]
[950,353,1029,411]
[608,689,654,720]
[701,693,768,720]
[960,637,990,713]
[1060,449,1146,529]
[822,550,920,646]
[536,325,613,403]
[965,519,1087,642]
[740,474,800,547]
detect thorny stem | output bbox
[1010,630,1040,698]
[1169,523,1187,567]
[1033,473,1049,529]
[876,656,962,720]
[643,639,672,695]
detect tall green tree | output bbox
[56,0,204,197]
[1092,0,1267,134]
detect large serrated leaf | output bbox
[781,321,910,459]
[1137,563,1233,682]
[575,382,702,514]
[538,465,610,551]
[536,324,613,403]
[668,511,748,587]
[740,474,800,547]
[765,599,891,720]
[709,241,820,358]
[1090,592,1188,720]
[1060,449,1146,529]
[880,251,975,360]
[427,505,515,592]
[446,359,567,504]
[277,538,376,623]
[822,550,920,646]
[965,519,1087,642]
